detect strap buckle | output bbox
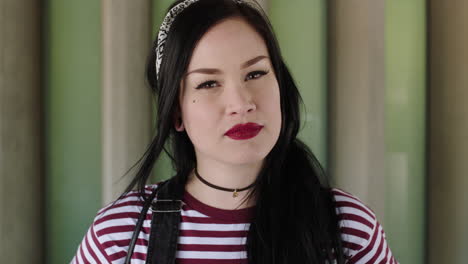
[150,199,183,213]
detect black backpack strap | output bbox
[146,176,185,264]
[124,180,168,264]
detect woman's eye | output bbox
[245,70,268,81]
[196,80,218,89]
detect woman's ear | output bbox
[174,112,185,132]
[175,118,185,131]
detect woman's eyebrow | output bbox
[184,55,269,77]
[185,68,221,77]
[241,55,268,69]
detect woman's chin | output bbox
[219,151,268,167]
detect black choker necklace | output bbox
[194,167,255,198]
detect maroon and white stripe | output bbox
[70,186,397,264]
[332,189,397,264]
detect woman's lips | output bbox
[224,122,264,140]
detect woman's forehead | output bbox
[187,17,269,69]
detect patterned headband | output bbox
[155,0,245,80]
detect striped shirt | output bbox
[70,185,398,264]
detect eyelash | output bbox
[195,70,269,89]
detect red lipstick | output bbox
[225,122,263,140]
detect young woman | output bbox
[71,0,398,263]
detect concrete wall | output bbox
[428,1,468,263]
[0,1,43,263]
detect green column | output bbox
[269,0,327,165]
[385,0,426,263]
[44,0,101,263]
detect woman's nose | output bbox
[225,85,256,116]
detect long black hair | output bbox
[124,0,345,263]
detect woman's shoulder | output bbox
[331,188,377,242]
[70,184,159,263]
[330,188,397,263]
[93,184,159,233]
[96,184,157,218]
[331,188,376,223]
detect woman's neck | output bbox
[185,160,261,210]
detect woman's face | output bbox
[178,17,281,167]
